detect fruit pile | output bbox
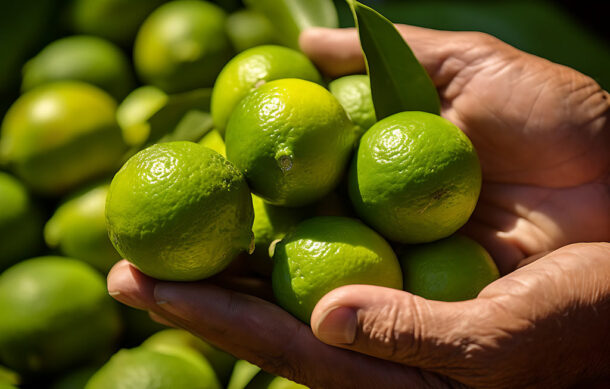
[0,1,499,388]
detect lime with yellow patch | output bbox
[226,79,356,207]
[105,141,254,281]
[199,129,226,157]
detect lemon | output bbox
[0,172,43,269]
[116,86,168,147]
[211,45,322,134]
[0,82,126,196]
[44,182,121,273]
[85,347,221,389]
[349,111,481,243]
[21,35,135,100]
[329,75,376,137]
[226,79,356,207]
[226,10,276,53]
[199,129,226,156]
[0,256,121,374]
[133,0,233,93]
[105,141,254,281]
[142,329,236,386]
[272,216,403,323]
[400,235,499,301]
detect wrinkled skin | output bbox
[108,26,610,388]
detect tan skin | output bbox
[107,26,610,388]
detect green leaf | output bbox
[244,0,338,50]
[158,110,214,144]
[349,1,440,118]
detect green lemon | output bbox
[44,182,121,273]
[226,79,356,207]
[0,82,126,196]
[21,35,135,100]
[226,9,276,53]
[105,141,254,281]
[0,256,121,374]
[329,75,376,137]
[133,0,233,93]
[211,45,322,134]
[0,172,43,269]
[142,329,236,386]
[69,0,165,46]
[85,347,221,389]
[349,111,481,244]
[199,129,226,156]
[400,235,499,301]
[272,216,402,323]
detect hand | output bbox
[107,25,610,388]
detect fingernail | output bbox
[314,306,357,345]
[153,283,181,316]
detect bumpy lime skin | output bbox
[105,141,254,281]
[272,216,403,323]
[211,45,322,134]
[400,235,500,301]
[225,79,356,207]
[349,111,482,243]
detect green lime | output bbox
[0,172,43,269]
[133,0,233,93]
[211,45,322,134]
[329,75,376,137]
[227,360,260,389]
[44,182,121,273]
[226,79,356,207]
[0,81,126,196]
[85,347,221,389]
[349,111,481,243]
[272,216,402,323]
[199,129,226,157]
[246,371,308,389]
[226,10,276,53]
[0,256,121,373]
[21,35,135,100]
[105,141,254,281]
[69,0,165,46]
[116,86,168,147]
[400,235,499,301]
[142,329,236,386]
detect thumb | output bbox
[310,284,493,372]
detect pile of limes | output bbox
[0,1,499,388]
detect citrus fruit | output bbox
[84,347,221,389]
[199,129,226,156]
[225,79,356,207]
[349,111,481,243]
[69,0,165,46]
[133,0,233,93]
[211,45,322,134]
[116,86,168,147]
[329,74,376,136]
[105,141,254,281]
[272,216,403,323]
[399,234,500,301]
[44,182,121,273]
[227,360,261,389]
[0,256,121,373]
[0,172,43,269]
[246,371,308,389]
[226,10,276,53]
[142,329,236,386]
[0,81,126,195]
[21,35,135,100]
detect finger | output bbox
[149,311,176,328]
[107,260,158,310]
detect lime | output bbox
[400,235,499,301]
[0,256,121,373]
[44,182,121,273]
[246,371,308,389]
[227,360,261,389]
[0,172,43,269]
[85,347,221,389]
[225,79,356,207]
[105,141,254,281]
[133,0,233,93]
[142,329,236,386]
[272,216,403,323]
[199,129,226,156]
[211,45,322,134]
[21,35,135,100]
[349,111,481,243]
[329,75,376,137]
[116,85,168,147]
[0,81,126,196]
[226,10,276,53]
